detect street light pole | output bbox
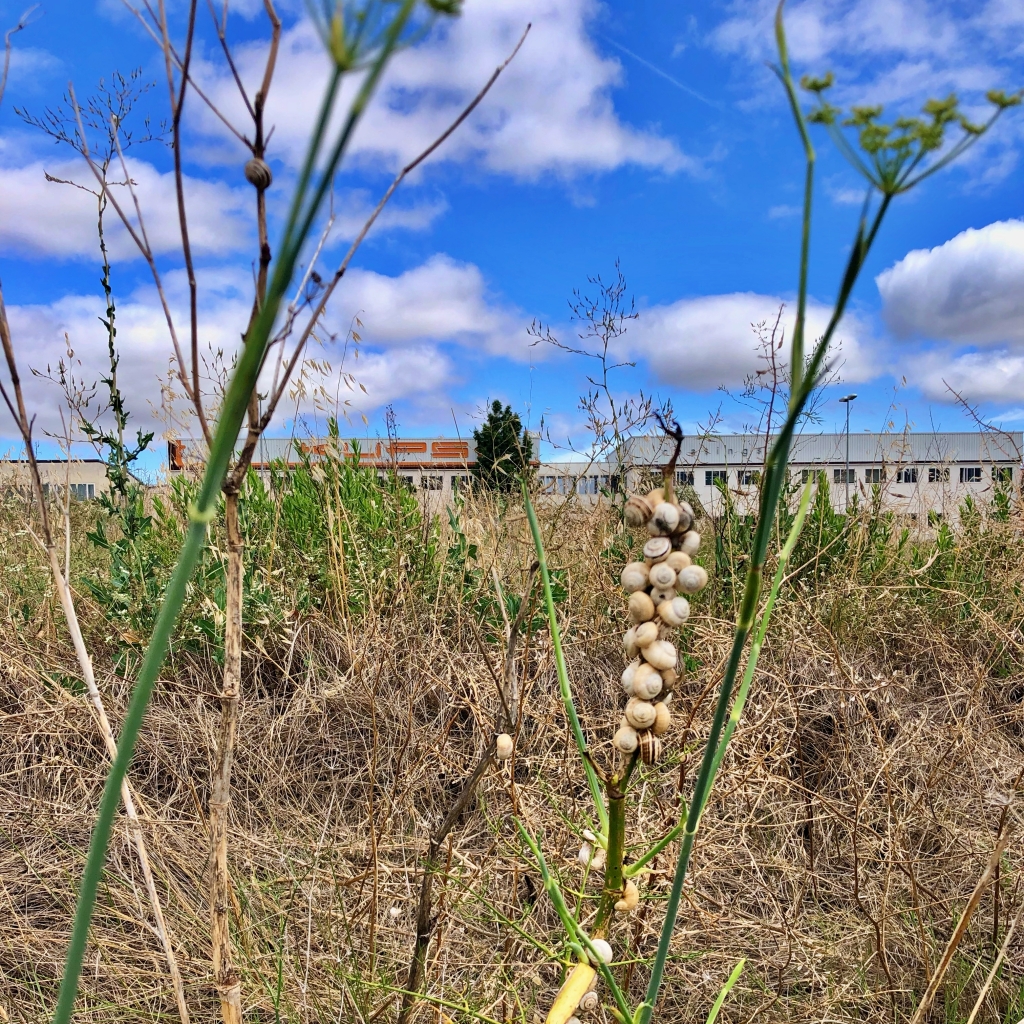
[839,394,857,513]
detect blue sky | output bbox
[1,0,1023,470]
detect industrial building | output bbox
[0,458,117,500]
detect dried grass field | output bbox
[2,467,1024,1024]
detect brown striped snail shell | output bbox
[244,157,273,189]
[652,701,671,736]
[625,697,657,730]
[628,590,655,623]
[648,561,676,590]
[624,494,654,527]
[621,561,649,593]
[638,730,662,764]
[642,536,671,564]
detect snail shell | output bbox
[587,938,614,965]
[652,701,671,736]
[583,829,598,843]
[646,485,669,503]
[623,627,639,660]
[632,662,663,700]
[666,550,692,573]
[567,1018,583,1024]
[624,494,655,527]
[620,561,649,593]
[679,530,701,556]
[625,697,657,730]
[633,621,659,647]
[650,586,676,606]
[661,666,678,688]
[577,842,593,865]
[676,564,709,595]
[628,590,655,623]
[244,157,273,189]
[674,502,694,534]
[621,659,639,695]
[578,990,599,1012]
[650,501,680,536]
[658,595,691,627]
[643,536,672,564]
[648,562,676,590]
[613,724,638,753]
[495,733,514,759]
[614,879,640,913]
[638,730,662,765]
[642,639,677,672]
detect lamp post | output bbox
[838,394,857,512]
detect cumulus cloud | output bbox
[0,156,252,260]
[876,219,1024,345]
[193,0,692,179]
[915,349,1024,403]
[628,292,875,391]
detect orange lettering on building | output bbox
[388,441,428,456]
[431,441,469,461]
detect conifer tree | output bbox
[472,400,533,492]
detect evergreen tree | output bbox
[472,400,533,492]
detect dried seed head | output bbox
[679,530,701,556]
[624,494,655,528]
[614,879,640,913]
[244,157,273,189]
[658,595,691,627]
[634,621,659,647]
[650,501,680,535]
[676,564,709,595]
[613,724,638,753]
[587,938,614,965]
[666,550,692,572]
[632,662,663,700]
[642,639,677,672]
[620,561,649,593]
[638,730,662,764]
[625,697,657,729]
[495,733,514,759]
[643,536,672,563]
[648,562,676,589]
[652,701,671,736]
[628,590,655,623]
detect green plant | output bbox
[473,400,534,493]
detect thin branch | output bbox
[0,5,36,109]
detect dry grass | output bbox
[2,489,1024,1023]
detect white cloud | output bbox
[0,156,252,260]
[629,291,875,391]
[193,0,693,179]
[876,219,1024,345]
[915,348,1024,403]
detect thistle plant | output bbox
[517,5,1019,1023]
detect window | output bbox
[959,466,982,483]
[864,467,885,484]
[674,470,694,487]
[834,468,855,484]
[799,468,823,484]
[557,476,573,495]
[705,470,727,487]
[450,474,470,491]
[577,476,597,495]
[737,469,758,486]
[993,466,1013,484]
[539,475,556,494]
[421,474,444,490]
[896,467,918,483]
[928,466,950,483]
[400,475,415,489]
[70,483,95,500]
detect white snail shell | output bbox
[650,586,675,606]
[613,724,638,753]
[638,730,662,765]
[244,157,273,189]
[591,848,606,871]
[621,659,639,695]
[625,697,657,730]
[648,562,676,590]
[666,550,692,572]
[628,590,655,623]
[567,1018,583,1024]
[614,879,640,913]
[578,991,599,1012]
[620,561,649,593]
[676,564,709,595]
[633,621,659,647]
[643,536,671,564]
[652,701,671,736]
[623,627,639,661]
[633,662,663,700]
[624,494,654,527]
[642,639,677,672]
[587,938,614,965]
[650,502,680,536]
[658,596,691,627]
[675,502,694,534]
[679,530,701,556]
[495,733,514,759]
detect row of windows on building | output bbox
[694,466,1013,488]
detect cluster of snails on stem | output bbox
[614,484,708,767]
